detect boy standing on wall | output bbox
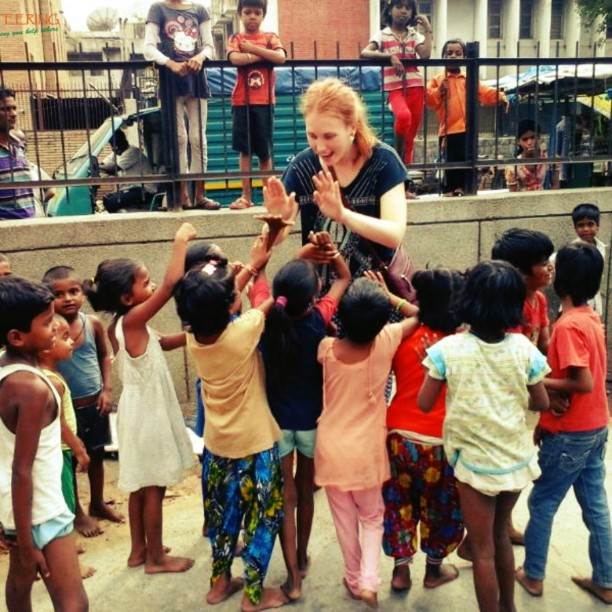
[227,0,286,210]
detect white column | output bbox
[473,0,488,59]
[369,0,380,41]
[262,0,279,32]
[564,0,581,57]
[505,0,520,58]
[535,0,552,57]
[433,0,448,58]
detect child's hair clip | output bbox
[200,262,218,276]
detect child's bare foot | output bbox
[456,536,472,562]
[298,555,311,578]
[515,567,543,596]
[128,545,173,568]
[423,563,459,588]
[360,589,378,609]
[343,577,361,600]
[280,572,302,602]
[391,564,412,592]
[207,575,244,605]
[74,513,103,538]
[241,587,289,611]
[80,563,97,580]
[572,576,612,604]
[76,543,86,555]
[144,554,194,574]
[89,502,125,524]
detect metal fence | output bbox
[0,48,610,214]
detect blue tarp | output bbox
[206,66,383,96]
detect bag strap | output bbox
[328,166,387,269]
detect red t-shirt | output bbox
[539,306,609,434]
[227,32,285,106]
[387,324,449,438]
[509,291,549,346]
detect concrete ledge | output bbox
[2,187,610,404]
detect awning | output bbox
[576,92,612,120]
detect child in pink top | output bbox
[314,277,418,608]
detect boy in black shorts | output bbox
[227,0,286,209]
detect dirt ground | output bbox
[1,422,612,612]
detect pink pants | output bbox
[325,485,384,593]
[388,86,425,165]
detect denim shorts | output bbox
[4,508,74,550]
[277,429,317,459]
[75,400,111,452]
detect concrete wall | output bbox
[1,187,610,410]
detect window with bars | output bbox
[488,0,503,39]
[519,0,534,39]
[551,0,564,39]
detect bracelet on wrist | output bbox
[395,298,408,313]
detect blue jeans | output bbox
[524,427,612,587]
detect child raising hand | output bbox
[85,222,197,574]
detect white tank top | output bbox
[0,364,68,530]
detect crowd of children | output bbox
[0,199,610,612]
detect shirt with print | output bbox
[227,31,285,106]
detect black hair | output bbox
[441,38,466,58]
[515,119,541,154]
[174,262,235,337]
[110,129,128,150]
[0,87,16,101]
[571,203,600,227]
[238,0,267,15]
[42,265,79,286]
[412,268,465,333]
[459,260,525,337]
[491,227,554,276]
[0,276,55,346]
[85,258,141,315]
[554,242,603,307]
[381,0,418,28]
[185,242,227,273]
[263,259,320,390]
[338,278,391,344]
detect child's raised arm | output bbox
[124,222,196,330]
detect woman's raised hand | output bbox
[263,176,296,219]
[313,170,345,223]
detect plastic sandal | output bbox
[228,197,254,210]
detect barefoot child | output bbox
[42,265,124,537]
[175,235,288,611]
[85,223,197,573]
[38,314,96,580]
[0,276,88,611]
[315,278,418,608]
[418,261,550,612]
[259,232,351,600]
[517,242,612,605]
[379,268,465,591]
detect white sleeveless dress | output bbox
[114,318,194,492]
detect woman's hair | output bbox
[185,242,227,273]
[174,261,236,337]
[263,259,319,390]
[381,0,418,28]
[412,268,465,333]
[459,260,525,336]
[441,38,466,58]
[554,242,603,307]
[84,258,141,315]
[301,78,378,160]
[339,278,391,344]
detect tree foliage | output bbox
[574,0,612,29]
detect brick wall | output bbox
[278,0,370,59]
[21,130,92,176]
